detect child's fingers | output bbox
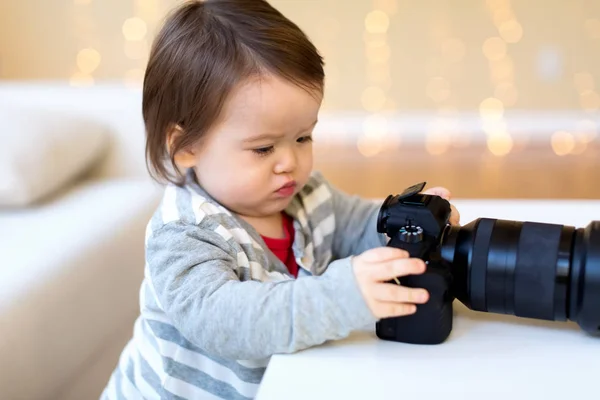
[374,283,429,304]
[449,204,461,226]
[359,246,409,263]
[422,186,452,200]
[369,258,426,281]
[380,303,417,318]
[423,187,460,225]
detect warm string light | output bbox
[548,118,599,157]
[572,71,600,115]
[76,48,101,75]
[549,119,598,157]
[562,14,600,157]
[313,15,340,144]
[573,119,598,155]
[319,16,341,92]
[567,16,600,156]
[358,1,398,158]
[64,0,596,160]
[357,114,389,157]
[575,119,598,144]
[122,15,147,87]
[480,97,513,156]
[425,109,460,155]
[423,10,466,155]
[70,0,98,86]
[551,131,575,156]
[123,0,159,87]
[481,0,522,157]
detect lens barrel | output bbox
[441,219,600,335]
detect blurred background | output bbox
[2,2,600,398]
[1,0,600,198]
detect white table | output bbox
[256,199,600,400]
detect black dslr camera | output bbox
[375,182,600,344]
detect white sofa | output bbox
[0,82,164,400]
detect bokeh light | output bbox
[551,131,575,156]
[574,119,598,143]
[122,17,148,41]
[571,140,588,155]
[365,10,390,34]
[498,20,523,43]
[76,48,101,74]
[357,135,384,157]
[482,37,507,61]
[492,8,513,26]
[479,97,505,121]
[487,132,514,156]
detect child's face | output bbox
[180,74,322,219]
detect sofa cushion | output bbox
[0,106,109,207]
[0,178,162,400]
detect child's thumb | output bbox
[422,186,452,200]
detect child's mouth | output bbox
[276,181,297,197]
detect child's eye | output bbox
[297,135,313,144]
[252,146,275,156]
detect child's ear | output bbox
[167,124,197,169]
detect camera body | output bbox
[375,182,600,344]
[375,182,455,344]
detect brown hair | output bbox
[143,0,325,185]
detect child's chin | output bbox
[266,197,294,211]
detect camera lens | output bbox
[441,219,600,335]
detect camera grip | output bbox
[376,266,453,344]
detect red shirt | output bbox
[260,213,299,277]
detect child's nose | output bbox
[274,148,297,174]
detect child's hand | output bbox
[352,247,429,319]
[422,186,461,226]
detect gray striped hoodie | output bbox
[101,169,387,399]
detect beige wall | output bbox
[1,0,599,112]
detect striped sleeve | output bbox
[145,220,377,360]
[312,172,388,259]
